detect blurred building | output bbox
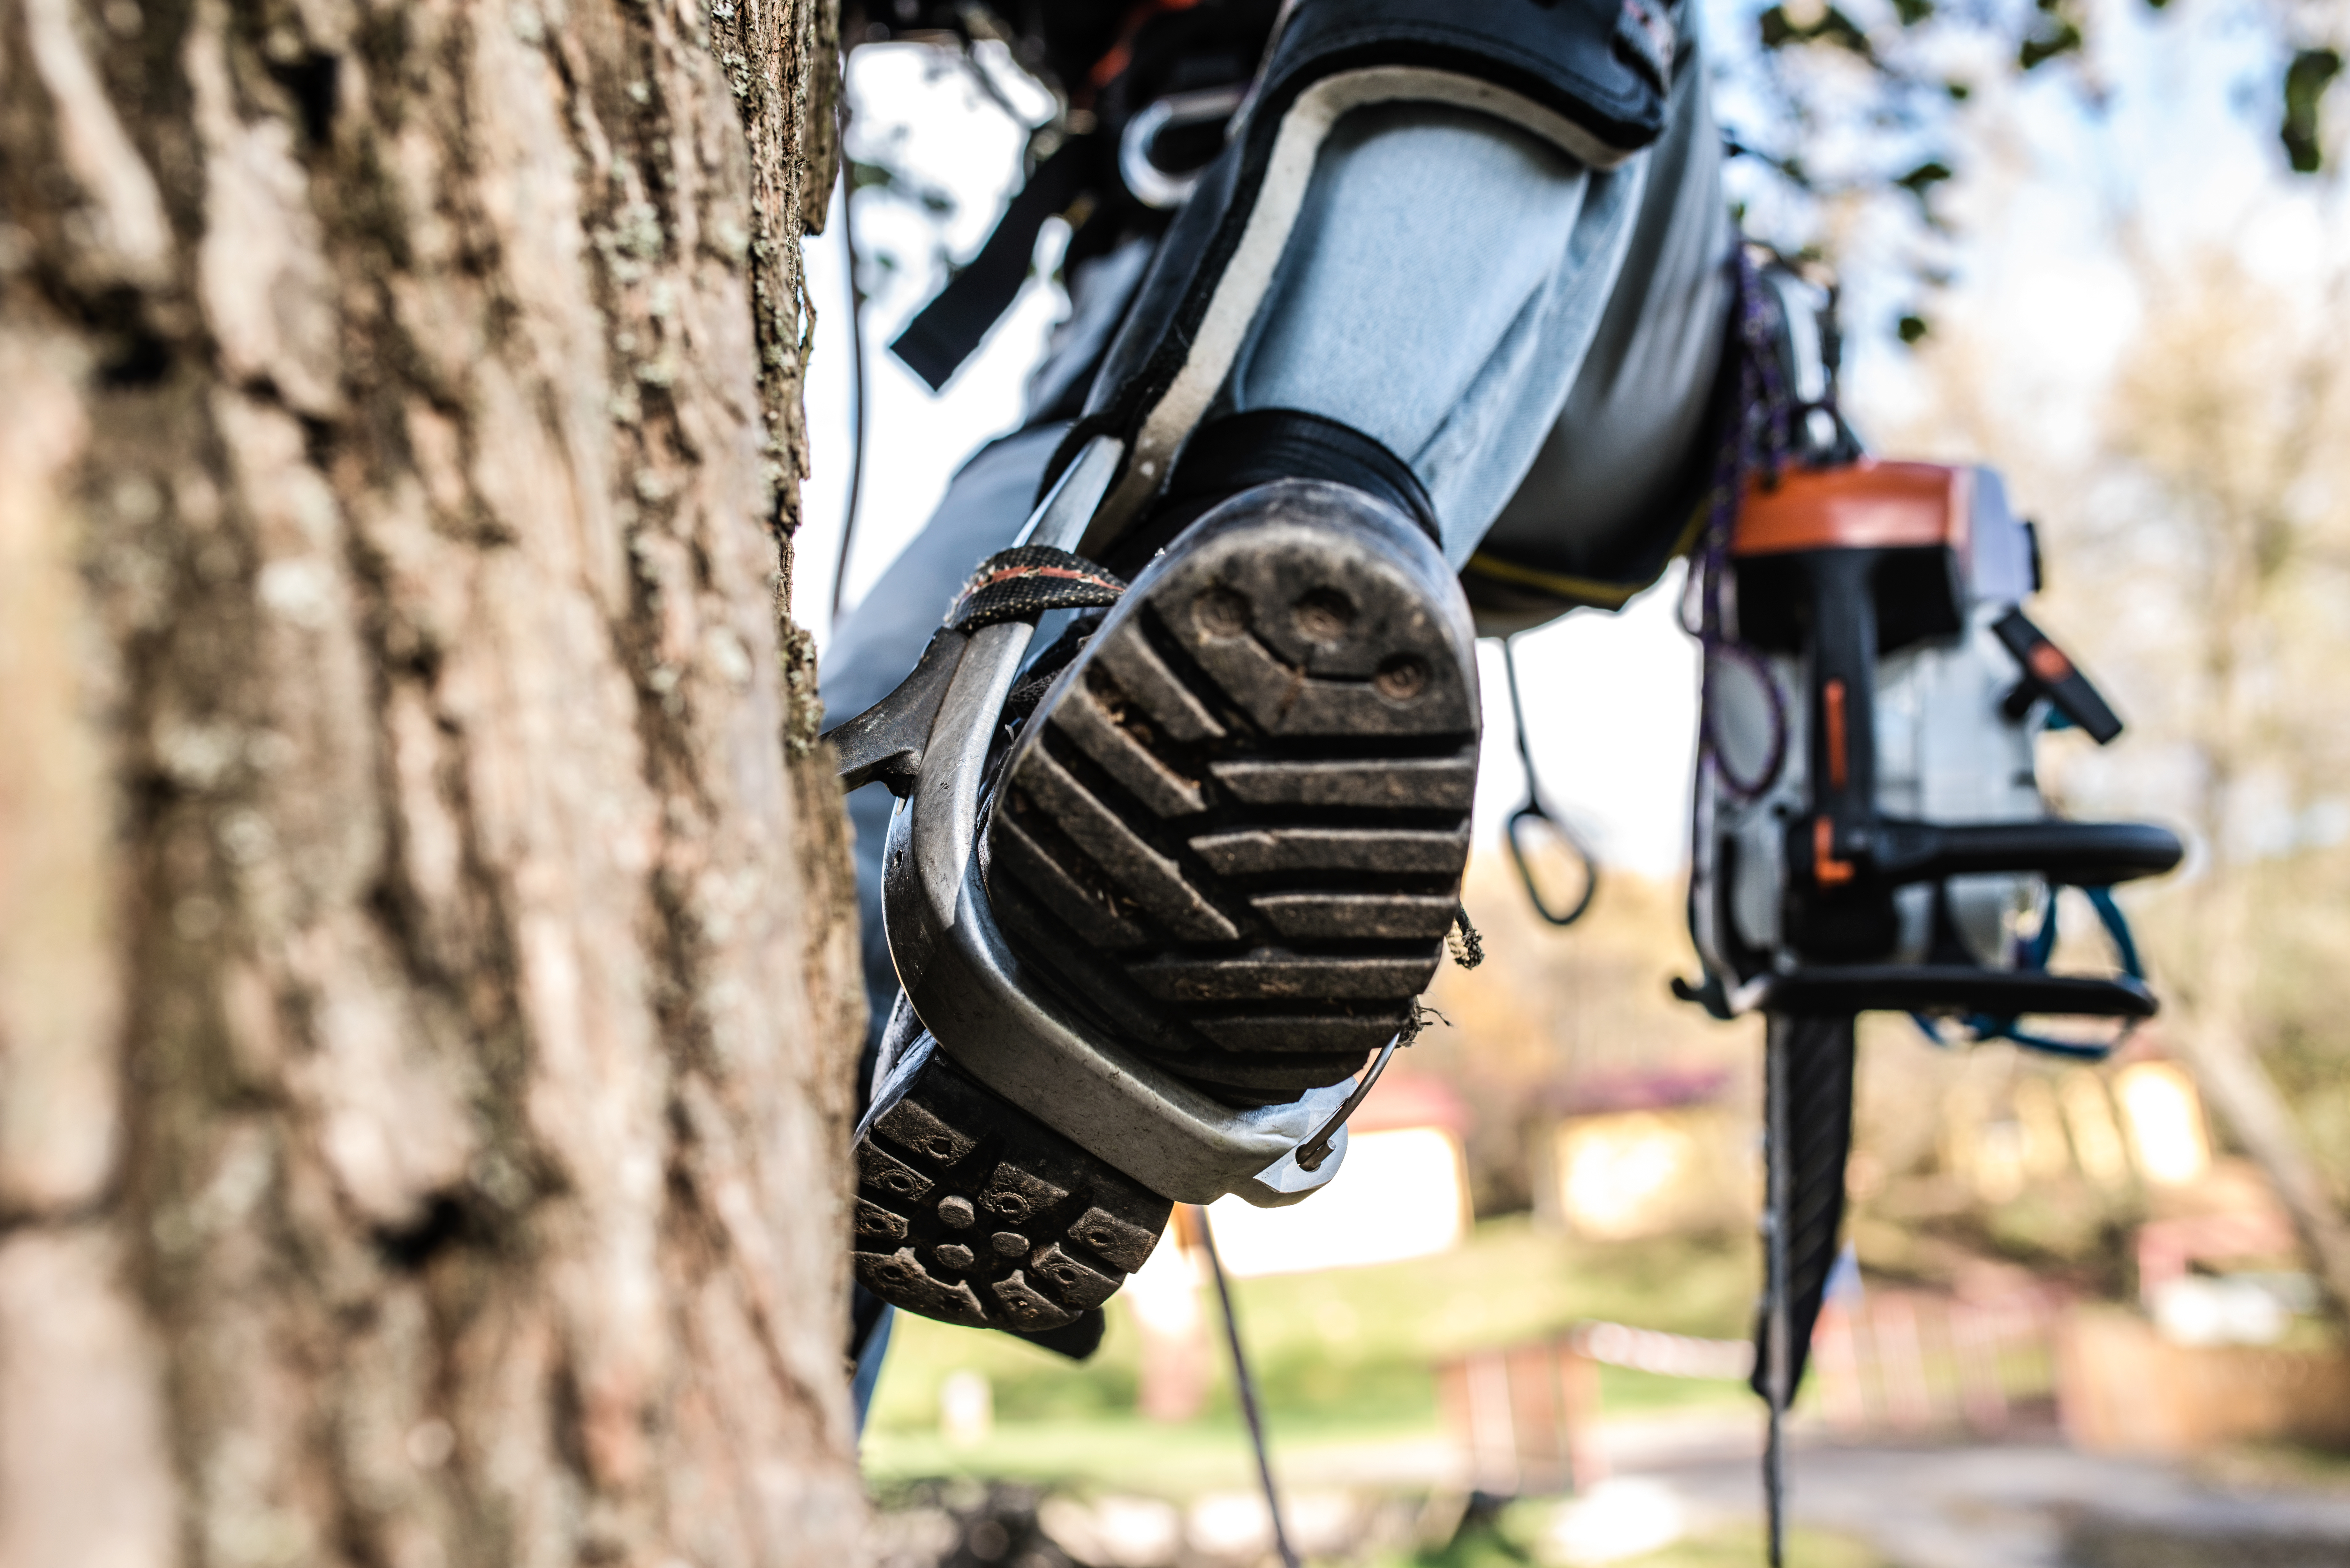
[1123,1208,1213,1422]
[1203,1072,1473,1278]
[1529,1068,1753,1241]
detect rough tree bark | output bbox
[0,0,866,1562]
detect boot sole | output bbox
[852,1037,1175,1337]
[984,481,1480,1106]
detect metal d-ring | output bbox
[1118,84,1247,209]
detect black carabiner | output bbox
[1501,637,1599,927]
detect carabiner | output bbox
[1501,636,1599,928]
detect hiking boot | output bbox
[986,479,1479,1105]
[847,478,1478,1336]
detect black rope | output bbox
[1193,1208,1299,1568]
[830,103,868,625]
[1763,1013,1792,1568]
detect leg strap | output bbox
[1054,0,1689,551]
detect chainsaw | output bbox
[1675,261,2183,1563]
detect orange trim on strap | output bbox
[1735,460,1972,558]
[965,563,1122,593]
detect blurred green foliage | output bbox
[865,1219,1759,1491]
[1371,1499,1887,1568]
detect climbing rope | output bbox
[1685,251,1799,815]
[1192,1208,1301,1568]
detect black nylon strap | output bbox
[946,546,1128,631]
[890,136,1099,391]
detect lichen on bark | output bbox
[711,0,841,752]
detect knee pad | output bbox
[1057,0,1691,553]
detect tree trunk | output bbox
[2161,484,2350,1327]
[0,0,866,1562]
[2172,875,2350,1326]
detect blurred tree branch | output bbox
[1730,0,2350,341]
[2097,243,2350,1319]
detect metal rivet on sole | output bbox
[1292,588,1355,642]
[1195,587,1249,637]
[1375,654,1429,701]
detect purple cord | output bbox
[1688,252,1797,807]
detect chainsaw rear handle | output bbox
[1994,607,2122,742]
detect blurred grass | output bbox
[1365,1498,1887,1568]
[865,1216,1759,1490]
[1599,1530,1886,1568]
[1383,1522,1887,1568]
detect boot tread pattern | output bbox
[851,1049,1171,1334]
[985,501,1477,1106]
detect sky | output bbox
[791,4,2333,879]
